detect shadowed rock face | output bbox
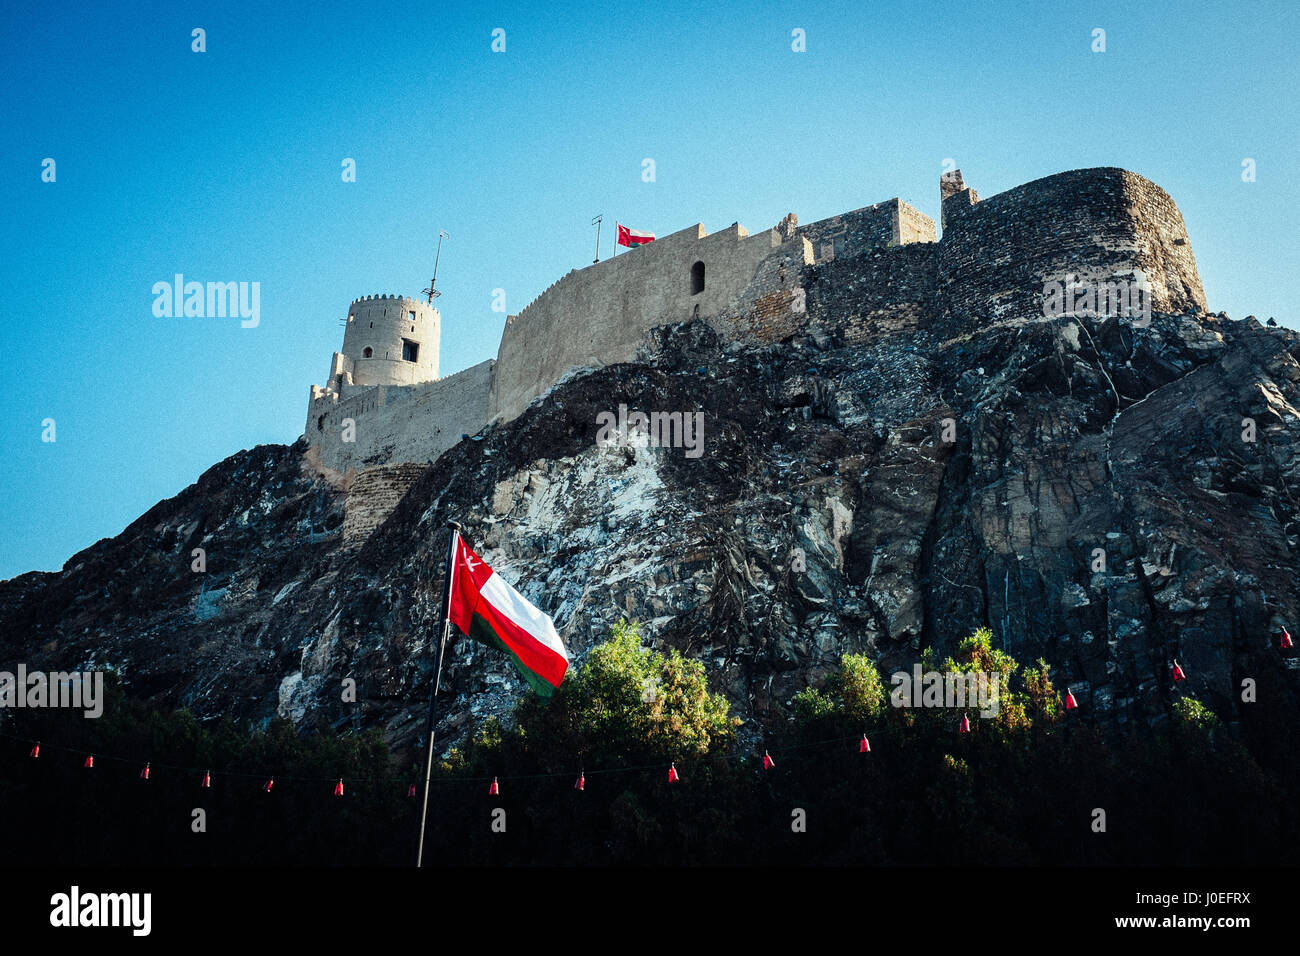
[3,309,1299,756]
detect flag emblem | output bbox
[616,223,655,247]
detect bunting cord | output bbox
[0,726,891,788]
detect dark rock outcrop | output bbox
[4,307,1299,757]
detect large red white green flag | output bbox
[447,537,569,697]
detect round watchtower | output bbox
[342,294,440,386]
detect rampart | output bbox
[798,199,936,261]
[306,359,494,476]
[936,167,1205,328]
[803,243,941,341]
[489,222,802,423]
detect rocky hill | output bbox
[4,304,1300,759]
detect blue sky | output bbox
[2,0,1297,579]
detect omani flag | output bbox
[448,537,569,696]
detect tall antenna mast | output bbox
[423,229,449,304]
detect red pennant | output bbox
[488,777,499,796]
[201,771,211,789]
[407,783,416,798]
[959,714,971,733]
[859,734,871,753]
[1172,661,1186,682]
[668,763,680,783]
[83,755,94,768]
[334,779,344,797]
[574,772,585,791]
[762,751,775,770]
[264,777,274,792]
[1065,689,1078,710]
[29,743,39,759]
[1281,628,1293,649]
[140,763,150,781]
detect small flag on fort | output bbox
[449,538,569,697]
[616,223,655,247]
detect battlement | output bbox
[507,219,783,329]
[490,217,804,422]
[799,199,937,261]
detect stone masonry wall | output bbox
[937,167,1207,331]
[303,167,1209,482]
[307,359,494,476]
[895,201,938,245]
[706,237,814,344]
[798,199,936,263]
[341,462,429,546]
[803,243,940,342]
[341,294,441,386]
[489,221,801,423]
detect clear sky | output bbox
[2,0,1297,580]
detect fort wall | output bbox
[306,359,494,475]
[803,243,940,342]
[488,221,809,423]
[798,199,936,262]
[937,167,1206,328]
[341,462,430,546]
[302,167,1210,503]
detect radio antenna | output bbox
[423,229,450,303]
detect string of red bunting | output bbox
[0,649,1254,799]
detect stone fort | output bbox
[303,167,1206,543]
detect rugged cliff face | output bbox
[4,307,1299,757]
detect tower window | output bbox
[402,339,419,362]
[363,347,373,358]
[409,311,416,322]
[691,261,705,295]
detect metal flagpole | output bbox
[592,214,602,264]
[416,520,463,868]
